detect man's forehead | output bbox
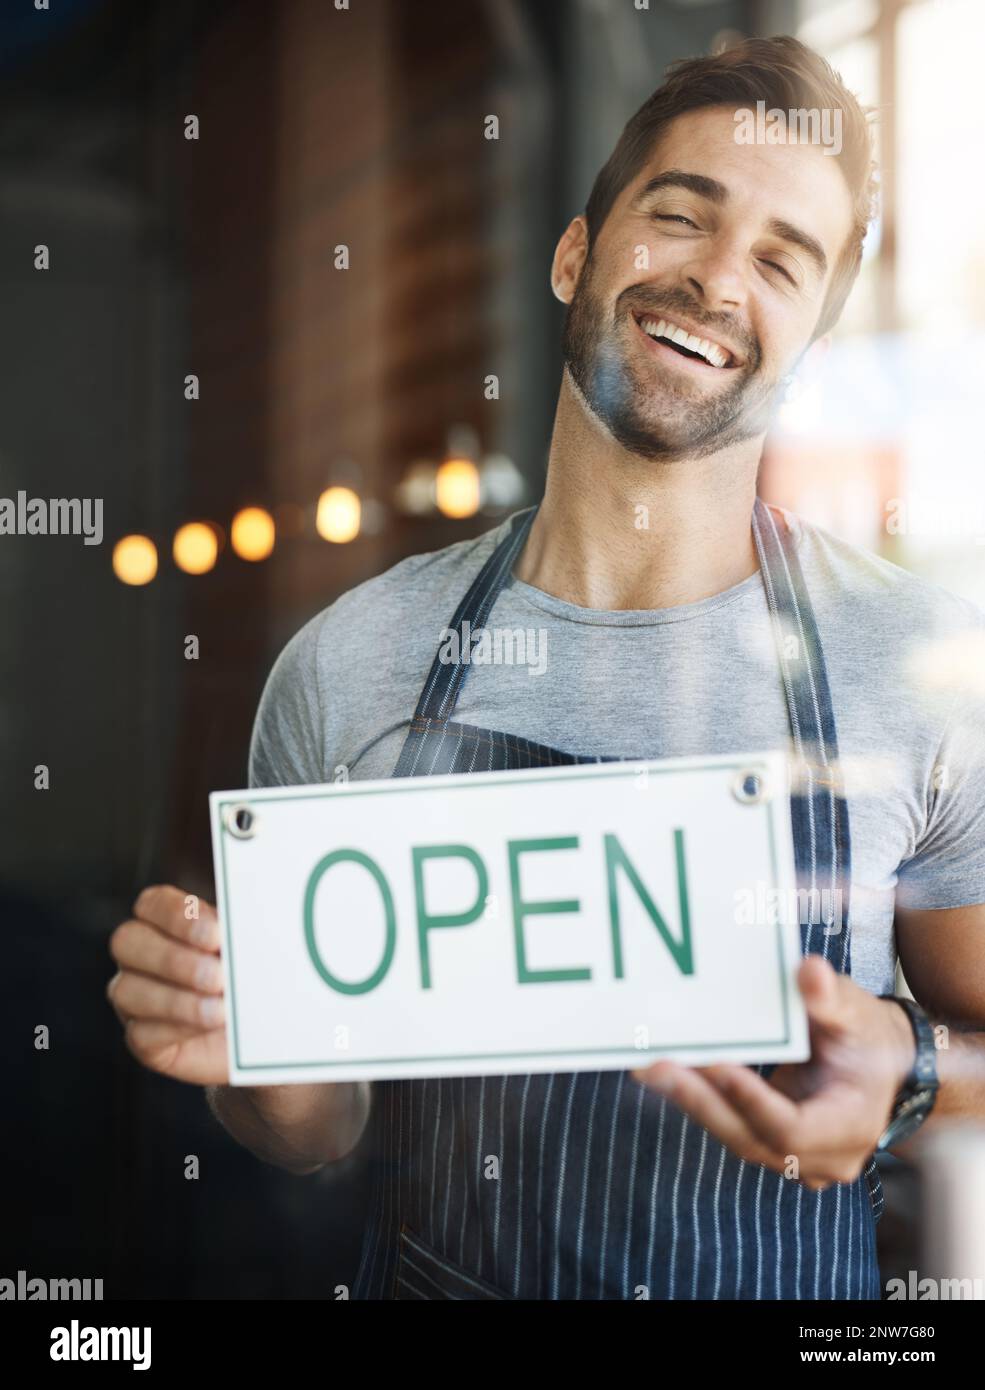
[625,106,854,263]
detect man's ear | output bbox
[551,216,590,305]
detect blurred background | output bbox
[2,0,981,1298]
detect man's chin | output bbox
[606,407,760,463]
[566,359,761,460]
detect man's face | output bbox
[560,105,855,461]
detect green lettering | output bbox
[412,843,489,988]
[507,837,590,983]
[605,830,692,976]
[303,849,395,994]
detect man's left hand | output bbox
[632,955,915,1189]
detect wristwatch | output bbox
[875,995,939,1151]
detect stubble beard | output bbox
[561,257,783,463]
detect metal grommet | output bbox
[732,769,768,805]
[224,803,258,839]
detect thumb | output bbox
[797,954,847,1030]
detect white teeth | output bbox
[638,315,730,368]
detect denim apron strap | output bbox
[392,506,538,777]
[751,498,852,971]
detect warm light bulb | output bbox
[231,507,275,561]
[173,521,218,575]
[436,458,480,518]
[112,535,158,586]
[316,486,361,543]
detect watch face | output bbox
[878,1089,937,1151]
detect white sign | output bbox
[209,752,808,1085]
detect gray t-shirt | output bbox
[248,506,985,997]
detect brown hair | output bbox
[584,35,878,339]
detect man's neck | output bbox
[513,373,765,611]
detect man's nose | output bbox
[677,241,749,313]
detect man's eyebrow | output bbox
[634,171,829,279]
[634,170,728,205]
[766,218,828,278]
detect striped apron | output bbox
[351,498,884,1300]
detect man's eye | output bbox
[653,214,697,228]
[761,259,796,286]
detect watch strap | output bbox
[876,994,939,1150]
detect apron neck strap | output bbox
[753,496,851,968]
[411,499,844,772]
[410,506,538,724]
[751,496,843,783]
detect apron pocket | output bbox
[394,1224,510,1300]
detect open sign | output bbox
[210,752,807,1084]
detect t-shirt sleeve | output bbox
[247,615,326,790]
[894,619,985,911]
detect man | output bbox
[107,36,985,1299]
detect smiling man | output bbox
[108,36,985,1300]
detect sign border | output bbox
[212,756,794,1074]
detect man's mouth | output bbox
[631,312,740,370]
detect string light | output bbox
[436,458,480,518]
[395,461,437,515]
[231,507,275,561]
[173,521,218,574]
[316,486,361,543]
[112,452,503,579]
[112,535,158,586]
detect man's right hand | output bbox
[107,884,229,1086]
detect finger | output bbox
[124,1018,202,1071]
[636,1065,850,1185]
[704,1068,871,1183]
[109,920,224,994]
[634,1063,780,1170]
[106,969,131,1025]
[699,1064,803,1153]
[131,885,221,951]
[123,1018,229,1086]
[108,969,224,1029]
